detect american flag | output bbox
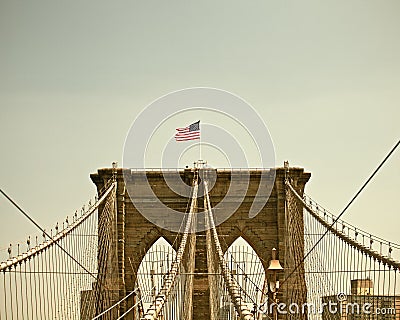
[175,121,200,141]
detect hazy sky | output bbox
[0,1,399,259]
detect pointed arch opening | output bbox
[134,237,177,316]
[223,237,266,315]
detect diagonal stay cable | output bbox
[281,138,400,287]
[0,183,115,280]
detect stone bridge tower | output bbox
[90,166,310,319]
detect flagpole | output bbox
[200,136,202,161]
[199,121,202,161]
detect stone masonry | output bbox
[90,166,311,319]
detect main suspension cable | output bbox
[0,182,115,279]
[281,138,400,287]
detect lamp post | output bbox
[267,248,283,320]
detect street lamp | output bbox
[267,248,283,320]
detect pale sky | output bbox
[0,1,399,259]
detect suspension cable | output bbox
[204,178,255,320]
[281,138,399,287]
[91,288,139,320]
[137,171,199,320]
[0,181,115,278]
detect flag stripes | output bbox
[175,121,200,141]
